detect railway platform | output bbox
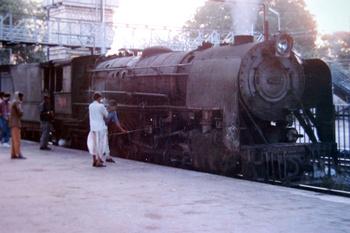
[1,140,350,233]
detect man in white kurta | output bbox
[87,92,108,167]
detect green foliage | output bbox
[184,0,317,56]
[184,2,233,31]
[10,44,47,64]
[0,0,46,64]
[317,31,350,75]
[264,0,317,55]
[0,0,43,15]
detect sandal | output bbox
[92,159,105,167]
[95,162,106,167]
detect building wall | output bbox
[49,47,92,60]
[43,0,118,59]
[43,0,119,9]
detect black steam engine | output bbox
[86,33,336,183]
[0,33,337,184]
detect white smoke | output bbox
[226,0,262,35]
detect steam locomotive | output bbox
[0,33,337,184]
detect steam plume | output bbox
[226,0,262,35]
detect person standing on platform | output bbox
[39,96,53,150]
[104,100,127,163]
[87,92,108,167]
[0,93,12,147]
[9,92,26,159]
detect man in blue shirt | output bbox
[104,100,127,163]
[0,93,11,147]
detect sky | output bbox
[113,0,206,28]
[305,0,350,34]
[113,0,350,34]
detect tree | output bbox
[265,0,317,56]
[317,31,350,75]
[184,0,317,56]
[184,2,233,31]
[0,0,46,64]
[0,0,43,17]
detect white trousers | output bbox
[103,128,111,159]
[87,131,107,158]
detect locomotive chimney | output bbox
[234,35,254,45]
[264,20,269,41]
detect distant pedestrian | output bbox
[103,100,127,163]
[39,96,54,150]
[0,93,12,147]
[0,92,4,104]
[87,92,108,167]
[0,92,4,132]
[9,92,26,159]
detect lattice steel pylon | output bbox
[109,22,264,53]
[111,26,241,52]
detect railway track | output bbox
[235,173,350,197]
[296,184,350,198]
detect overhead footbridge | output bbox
[0,12,114,54]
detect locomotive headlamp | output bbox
[275,34,293,57]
